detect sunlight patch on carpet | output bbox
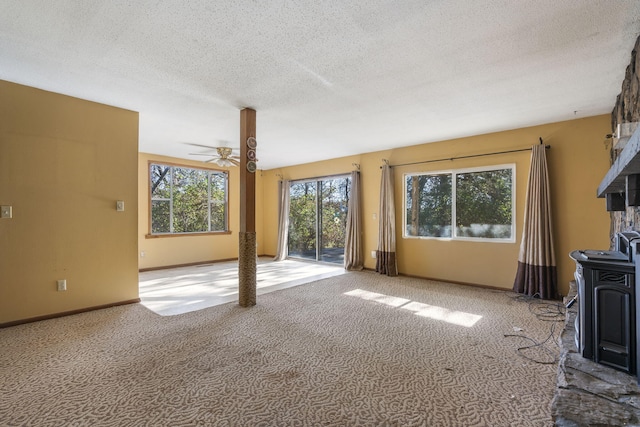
[401,301,482,327]
[344,289,482,327]
[344,288,410,307]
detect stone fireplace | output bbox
[552,33,640,426]
[610,36,640,239]
[553,282,640,425]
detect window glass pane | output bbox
[288,182,317,260]
[455,168,512,239]
[149,163,229,235]
[320,177,350,264]
[210,172,226,198]
[210,202,226,232]
[405,174,452,237]
[151,200,171,233]
[209,172,227,232]
[172,167,208,233]
[150,164,171,199]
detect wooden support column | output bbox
[238,108,257,307]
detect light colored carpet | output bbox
[0,271,557,426]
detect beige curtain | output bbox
[513,144,557,299]
[376,163,398,276]
[344,171,363,270]
[274,179,290,261]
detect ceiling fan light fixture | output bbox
[215,158,234,167]
[217,147,233,157]
[183,143,239,166]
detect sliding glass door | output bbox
[288,181,317,261]
[319,178,350,263]
[288,175,351,264]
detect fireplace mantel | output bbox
[598,125,640,197]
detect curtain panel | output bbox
[513,144,558,299]
[344,170,363,270]
[376,163,398,276]
[274,179,290,261]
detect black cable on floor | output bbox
[504,292,566,365]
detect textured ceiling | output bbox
[1,1,640,169]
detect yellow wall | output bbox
[0,80,139,324]
[262,115,612,296]
[138,153,264,269]
[0,78,611,326]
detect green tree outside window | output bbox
[150,163,228,234]
[405,166,513,240]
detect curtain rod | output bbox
[383,144,550,169]
[288,171,352,184]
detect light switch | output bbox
[1,205,12,219]
[116,200,125,212]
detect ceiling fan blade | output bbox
[229,158,240,166]
[183,142,219,150]
[189,153,219,157]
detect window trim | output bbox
[403,163,516,243]
[146,160,230,237]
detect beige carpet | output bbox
[0,271,558,426]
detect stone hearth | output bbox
[552,283,640,426]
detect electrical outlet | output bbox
[140,251,146,258]
[116,200,125,212]
[371,250,377,259]
[57,279,67,292]
[1,205,12,219]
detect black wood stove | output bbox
[570,231,640,377]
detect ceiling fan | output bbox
[185,143,241,167]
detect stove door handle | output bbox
[600,346,627,356]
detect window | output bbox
[149,163,228,235]
[404,165,514,241]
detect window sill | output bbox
[403,235,515,243]
[145,231,232,239]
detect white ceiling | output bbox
[1,1,640,170]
